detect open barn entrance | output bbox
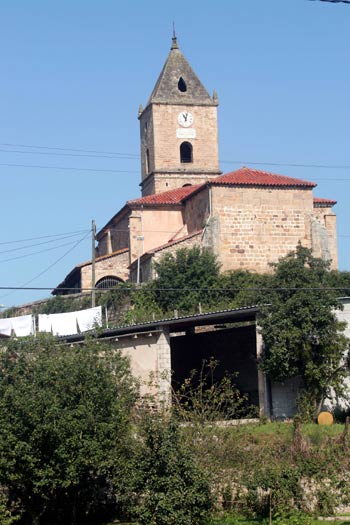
[170,324,259,408]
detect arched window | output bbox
[180,142,193,163]
[95,276,123,290]
[178,77,187,92]
[182,183,192,187]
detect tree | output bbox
[0,335,137,525]
[153,246,221,314]
[259,245,349,417]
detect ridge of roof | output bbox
[76,247,129,269]
[128,184,202,207]
[212,167,317,188]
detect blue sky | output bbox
[0,0,349,307]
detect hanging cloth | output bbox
[76,306,102,332]
[10,315,34,337]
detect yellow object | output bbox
[317,411,334,426]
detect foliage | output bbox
[0,335,137,525]
[216,271,273,310]
[153,246,221,314]
[130,414,213,525]
[172,359,258,423]
[258,244,350,416]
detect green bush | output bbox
[131,415,213,525]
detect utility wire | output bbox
[0,239,88,264]
[0,163,138,174]
[1,286,350,292]
[0,142,139,157]
[0,148,139,161]
[309,0,350,4]
[0,142,350,171]
[0,232,90,300]
[0,229,89,246]
[0,232,90,255]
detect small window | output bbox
[146,148,150,174]
[180,142,193,163]
[182,183,192,187]
[178,77,187,92]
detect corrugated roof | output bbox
[313,197,337,206]
[211,167,316,188]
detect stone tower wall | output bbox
[140,103,220,196]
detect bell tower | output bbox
[138,36,221,196]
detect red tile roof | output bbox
[211,167,317,188]
[313,197,337,206]
[126,167,317,209]
[127,185,201,207]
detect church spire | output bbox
[145,35,215,107]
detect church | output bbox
[53,36,338,295]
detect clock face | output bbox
[177,111,194,128]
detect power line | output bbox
[0,239,89,264]
[0,231,90,255]
[1,142,350,171]
[0,232,90,300]
[0,142,139,158]
[0,148,139,161]
[220,160,350,170]
[0,163,138,174]
[309,0,350,4]
[1,286,350,292]
[0,229,89,246]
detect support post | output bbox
[91,220,96,307]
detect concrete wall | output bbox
[108,329,171,402]
[270,377,303,419]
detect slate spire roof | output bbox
[146,36,215,106]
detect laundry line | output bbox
[0,305,103,338]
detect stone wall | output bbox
[210,185,314,273]
[311,205,337,268]
[80,250,129,289]
[141,103,220,195]
[183,187,209,233]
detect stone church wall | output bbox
[80,250,130,290]
[211,185,314,273]
[183,187,210,233]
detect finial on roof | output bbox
[138,104,144,117]
[212,89,218,103]
[171,22,179,49]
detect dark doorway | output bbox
[170,325,259,407]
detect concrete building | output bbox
[53,36,338,295]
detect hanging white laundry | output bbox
[50,311,78,336]
[0,318,12,337]
[10,315,34,337]
[38,314,52,333]
[76,306,102,332]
